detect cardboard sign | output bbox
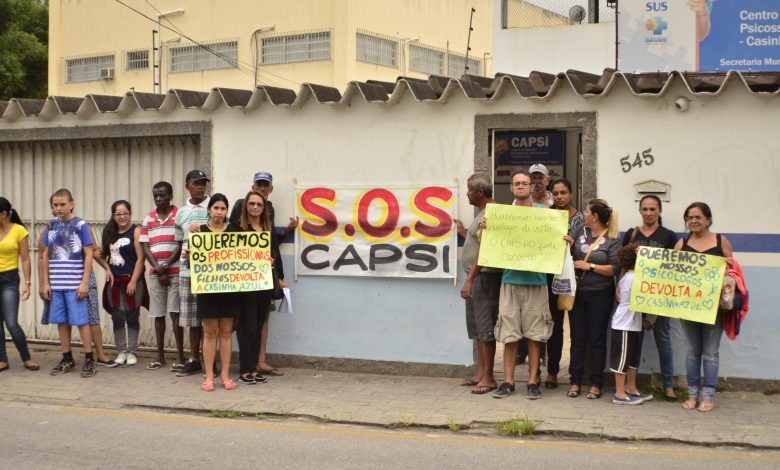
[189,231,273,294]
[478,204,568,274]
[630,246,726,324]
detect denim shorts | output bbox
[49,290,89,326]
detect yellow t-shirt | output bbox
[0,224,30,272]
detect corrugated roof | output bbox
[1,69,778,122]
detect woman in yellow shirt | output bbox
[0,197,38,372]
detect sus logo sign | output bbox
[295,185,458,278]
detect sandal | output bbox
[471,384,497,395]
[257,367,283,377]
[586,387,602,400]
[146,361,164,370]
[682,397,698,410]
[697,399,714,412]
[664,388,678,402]
[567,385,581,398]
[460,378,479,387]
[171,362,185,372]
[201,380,215,392]
[24,361,40,371]
[223,378,238,390]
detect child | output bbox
[40,189,96,377]
[611,243,653,405]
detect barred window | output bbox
[356,32,397,68]
[169,40,238,73]
[125,49,150,71]
[409,45,444,75]
[261,31,331,65]
[64,54,115,83]
[448,54,481,77]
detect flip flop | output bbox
[471,384,497,395]
[460,378,479,387]
[257,367,284,377]
[0,364,9,373]
[146,361,164,370]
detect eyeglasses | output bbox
[512,182,531,188]
[247,202,263,207]
[113,212,130,217]
[685,216,704,221]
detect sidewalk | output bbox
[3,345,779,449]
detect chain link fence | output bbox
[502,0,616,29]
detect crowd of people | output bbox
[0,169,297,393]
[457,164,737,412]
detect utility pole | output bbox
[465,7,475,75]
[153,8,185,94]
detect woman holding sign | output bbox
[675,202,732,412]
[623,195,679,401]
[235,191,274,385]
[196,194,240,391]
[564,199,620,400]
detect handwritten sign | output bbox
[478,204,568,274]
[189,231,273,294]
[630,247,726,324]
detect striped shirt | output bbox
[139,205,182,277]
[43,217,93,291]
[175,197,210,279]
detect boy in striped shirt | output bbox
[140,181,184,370]
[39,189,96,377]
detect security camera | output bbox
[675,97,690,112]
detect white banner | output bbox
[294,185,457,278]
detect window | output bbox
[447,54,481,77]
[261,31,331,65]
[64,54,115,83]
[356,31,397,68]
[169,40,238,73]
[409,45,444,75]
[125,49,150,71]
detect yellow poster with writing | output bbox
[477,204,568,274]
[630,247,726,325]
[189,231,273,294]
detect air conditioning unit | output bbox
[99,67,115,80]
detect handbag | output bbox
[562,230,607,311]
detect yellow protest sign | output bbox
[477,204,568,274]
[630,247,726,325]
[189,231,273,294]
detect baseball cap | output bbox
[253,171,273,183]
[185,169,210,183]
[529,163,549,176]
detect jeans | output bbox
[237,290,272,374]
[546,280,565,376]
[681,317,723,400]
[568,287,614,388]
[110,309,140,354]
[651,315,676,389]
[0,270,31,363]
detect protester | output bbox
[544,178,584,389]
[0,197,38,372]
[194,194,239,391]
[564,199,620,399]
[174,170,211,377]
[140,181,185,371]
[100,200,147,366]
[229,171,296,377]
[622,195,679,401]
[458,174,501,394]
[675,202,733,412]
[234,191,274,385]
[490,170,553,400]
[529,164,554,208]
[610,244,653,405]
[40,189,96,377]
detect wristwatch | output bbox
[160,262,168,270]
[589,263,596,272]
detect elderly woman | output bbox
[674,202,733,412]
[564,199,620,400]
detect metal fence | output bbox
[502,0,616,29]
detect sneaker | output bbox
[238,374,256,385]
[175,360,203,377]
[81,358,97,378]
[612,394,644,405]
[492,382,515,399]
[115,352,127,365]
[97,358,118,368]
[126,353,138,366]
[526,383,542,400]
[170,362,185,372]
[627,391,654,403]
[50,359,75,376]
[252,373,268,384]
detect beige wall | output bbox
[49,0,492,96]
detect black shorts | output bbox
[465,271,502,342]
[609,329,643,374]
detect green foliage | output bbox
[208,410,242,419]
[0,0,48,100]
[496,415,537,437]
[447,418,462,432]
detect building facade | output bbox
[49,0,493,96]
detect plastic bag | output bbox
[552,251,577,296]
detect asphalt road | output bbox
[1,400,778,470]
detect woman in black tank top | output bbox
[673,202,733,413]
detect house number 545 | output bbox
[620,148,654,173]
